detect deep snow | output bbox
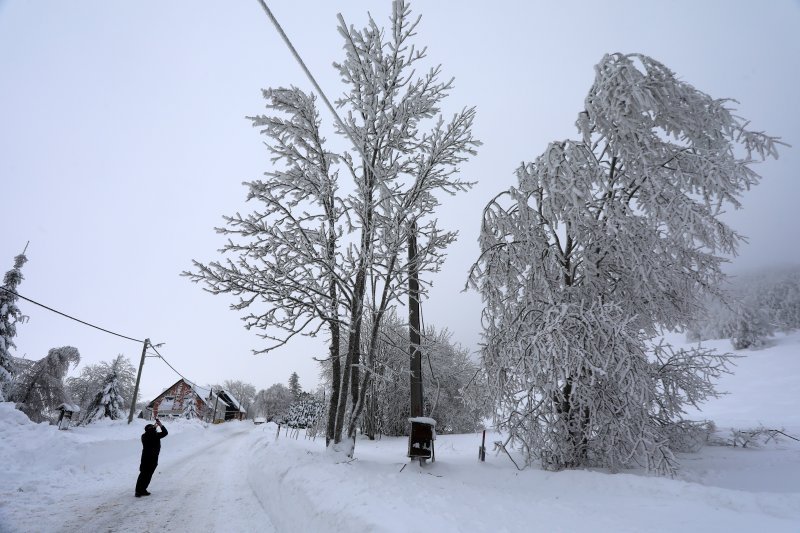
[1,333,799,532]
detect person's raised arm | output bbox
[155,419,168,438]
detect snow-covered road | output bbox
[0,417,276,533]
[59,424,275,533]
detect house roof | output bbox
[147,378,243,412]
[148,378,213,409]
[216,390,246,413]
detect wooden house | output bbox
[145,379,246,422]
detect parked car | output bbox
[253,417,266,425]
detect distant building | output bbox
[144,379,246,422]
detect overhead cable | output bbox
[147,343,199,388]
[255,0,382,183]
[0,286,144,344]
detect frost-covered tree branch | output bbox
[470,53,782,474]
[187,1,478,457]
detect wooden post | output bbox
[128,338,149,424]
[479,429,486,461]
[408,221,423,419]
[212,389,220,423]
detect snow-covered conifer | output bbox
[183,397,198,419]
[0,251,28,401]
[285,393,324,429]
[68,355,136,415]
[81,355,133,423]
[470,53,782,474]
[288,372,301,401]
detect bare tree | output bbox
[253,383,293,421]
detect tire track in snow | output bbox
[55,425,276,533]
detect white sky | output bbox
[1,0,798,401]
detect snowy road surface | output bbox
[60,424,275,533]
[0,419,276,533]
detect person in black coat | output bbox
[135,418,168,497]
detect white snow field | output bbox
[2,332,800,533]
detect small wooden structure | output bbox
[407,417,436,463]
[57,403,81,430]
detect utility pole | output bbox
[211,388,220,423]
[408,221,423,418]
[128,338,149,424]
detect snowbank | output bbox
[243,426,800,533]
[1,332,800,532]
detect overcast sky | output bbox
[1,0,798,401]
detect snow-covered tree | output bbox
[288,372,301,400]
[183,397,199,419]
[186,1,478,456]
[67,355,136,414]
[321,310,487,437]
[0,250,28,401]
[253,383,293,422]
[11,346,80,423]
[66,363,108,413]
[285,392,324,429]
[470,53,782,474]
[81,355,134,423]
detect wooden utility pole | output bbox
[128,338,149,423]
[408,222,423,418]
[212,389,220,423]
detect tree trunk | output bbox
[408,224,423,418]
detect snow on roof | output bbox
[189,382,215,402]
[148,379,215,408]
[218,390,246,413]
[408,417,436,426]
[58,403,81,412]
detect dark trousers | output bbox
[135,463,156,494]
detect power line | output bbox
[147,343,199,389]
[0,286,144,344]
[255,0,383,184]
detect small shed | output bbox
[57,403,81,430]
[215,389,247,421]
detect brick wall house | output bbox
[144,379,246,422]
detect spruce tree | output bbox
[183,397,198,419]
[0,250,28,402]
[288,372,301,400]
[82,355,130,423]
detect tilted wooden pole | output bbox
[128,338,149,423]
